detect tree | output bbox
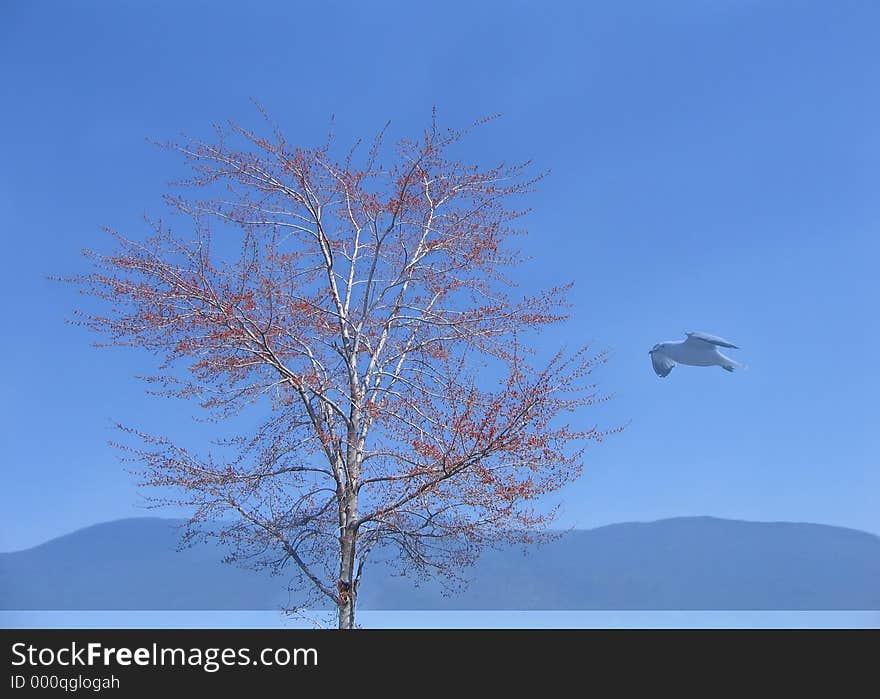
[73,111,610,628]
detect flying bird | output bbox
[649,331,745,378]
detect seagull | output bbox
[649,331,745,378]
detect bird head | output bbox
[649,343,664,355]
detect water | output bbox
[2,610,878,629]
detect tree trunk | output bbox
[337,588,355,629]
[337,450,359,629]
[337,525,357,629]
[337,395,362,630]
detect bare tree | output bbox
[72,111,611,628]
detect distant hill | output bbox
[1,517,878,609]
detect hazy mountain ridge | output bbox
[2,516,878,610]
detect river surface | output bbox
[2,610,878,628]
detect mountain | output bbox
[1,517,878,609]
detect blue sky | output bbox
[1,0,878,551]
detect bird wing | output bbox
[684,331,739,349]
[651,351,675,377]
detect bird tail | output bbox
[720,355,746,372]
